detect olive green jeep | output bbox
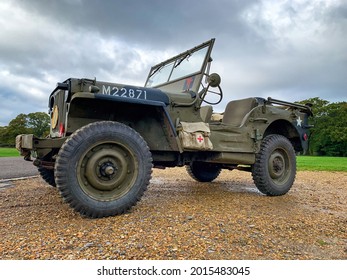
[16,39,312,218]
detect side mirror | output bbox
[207,73,221,87]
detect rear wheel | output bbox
[55,121,152,218]
[186,161,221,182]
[252,134,296,196]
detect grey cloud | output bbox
[1,0,346,126]
[18,0,259,47]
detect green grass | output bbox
[0,147,20,157]
[297,156,347,172]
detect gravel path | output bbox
[0,168,346,260]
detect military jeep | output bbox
[16,39,312,218]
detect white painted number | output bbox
[102,85,147,99]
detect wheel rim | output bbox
[268,148,290,185]
[77,142,138,201]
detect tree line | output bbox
[0,112,50,147]
[0,98,346,156]
[298,97,347,157]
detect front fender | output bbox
[263,119,308,153]
[67,93,180,152]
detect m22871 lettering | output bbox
[102,85,147,99]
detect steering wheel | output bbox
[199,73,223,105]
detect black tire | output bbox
[55,121,152,218]
[252,134,296,196]
[38,153,56,187]
[186,161,222,182]
[38,167,56,187]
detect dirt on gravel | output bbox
[0,168,346,260]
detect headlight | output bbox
[51,105,59,129]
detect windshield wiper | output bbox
[174,52,191,68]
[149,65,164,78]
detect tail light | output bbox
[58,123,65,137]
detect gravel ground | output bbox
[0,168,346,260]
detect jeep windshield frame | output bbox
[145,38,215,93]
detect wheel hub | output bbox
[269,151,286,179]
[81,145,133,192]
[273,157,283,173]
[100,162,117,177]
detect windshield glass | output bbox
[147,61,175,87]
[146,45,209,88]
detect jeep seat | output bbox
[222,98,258,126]
[200,105,213,122]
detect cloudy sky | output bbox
[1,0,346,126]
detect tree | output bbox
[0,112,50,147]
[0,114,30,146]
[27,112,50,137]
[0,126,7,147]
[316,102,347,156]
[297,98,347,156]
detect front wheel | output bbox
[55,121,152,218]
[252,134,296,196]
